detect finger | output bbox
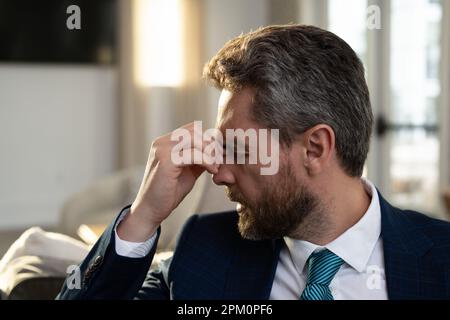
[173,148,219,174]
[180,126,205,150]
[173,128,221,168]
[180,121,196,130]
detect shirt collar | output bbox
[284,178,381,274]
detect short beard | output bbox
[227,164,324,241]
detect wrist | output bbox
[117,206,160,242]
[130,202,164,227]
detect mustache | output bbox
[226,187,247,204]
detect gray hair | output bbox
[203,24,373,177]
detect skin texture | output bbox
[118,87,371,246]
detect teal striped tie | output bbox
[300,249,344,300]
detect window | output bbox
[389,0,442,213]
[328,0,368,65]
[328,0,445,216]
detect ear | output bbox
[302,124,335,175]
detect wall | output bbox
[203,0,269,125]
[0,65,118,229]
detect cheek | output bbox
[233,165,263,200]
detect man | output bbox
[57,25,450,300]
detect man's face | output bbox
[212,88,321,240]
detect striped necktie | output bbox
[300,249,344,300]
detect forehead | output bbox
[216,87,262,132]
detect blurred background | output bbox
[0,0,449,286]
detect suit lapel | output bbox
[223,238,283,299]
[221,192,436,300]
[379,192,433,299]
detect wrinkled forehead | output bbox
[216,88,262,133]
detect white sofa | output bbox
[58,165,235,251]
[0,167,235,299]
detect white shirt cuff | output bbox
[114,208,157,258]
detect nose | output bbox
[212,164,236,186]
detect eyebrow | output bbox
[222,141,250,154]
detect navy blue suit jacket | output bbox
[57,192,450,300]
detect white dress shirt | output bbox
[114,210,157,258]
[270,179,387,299]
[114,179,388,300]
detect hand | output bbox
[117,122,219,242]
